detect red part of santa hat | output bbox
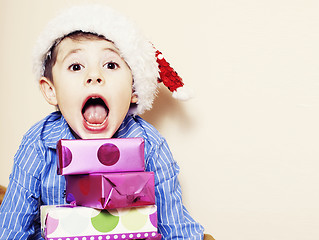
[156,50,192,101]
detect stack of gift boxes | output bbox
[41,138,161,240]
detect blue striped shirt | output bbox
[0,111,204,239]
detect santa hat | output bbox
[32,4,191,115]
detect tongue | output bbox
[83,104,107,124]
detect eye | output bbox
[104,61,119,70]
[69,63,84,71]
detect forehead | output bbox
[55,37,121,60]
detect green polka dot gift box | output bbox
[40,205,161,240]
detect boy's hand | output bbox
[0,185,6,205]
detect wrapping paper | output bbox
[66,172,155,209]
[41,205,161,240]
[57,138,145,175]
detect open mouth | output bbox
[82,97,109,126]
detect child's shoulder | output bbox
[131,115,164,146]
[22,111,65,144]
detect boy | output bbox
[0,5,204,239]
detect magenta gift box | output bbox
[57,138,145,175]
[41,204,161,240]
[66,172,155,210]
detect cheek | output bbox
[117,69,133,86]
[55,88,79,109]
[110,76,133,95]
[109,87,133,113]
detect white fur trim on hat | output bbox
[32,4,159,115]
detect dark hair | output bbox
[43,31,107,81]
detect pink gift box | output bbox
[57,138,145,175]
[66,172,155,209]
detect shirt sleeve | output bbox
[145,137,204,240]
[0,136,45,239]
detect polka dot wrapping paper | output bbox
[42,138,161,239]
[57,138,145,175]
[65,172,155,210]
[40,205,160,240]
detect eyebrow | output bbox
[61,48,82,62]
[102,47,122,57]
[61,47,121,63]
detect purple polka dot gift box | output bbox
[57,138,145,175]
[40,205,161,240]
[65,172,155,210]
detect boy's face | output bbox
[40,37,137,139]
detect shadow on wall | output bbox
[141,86,194,130]
[142,89,215,240]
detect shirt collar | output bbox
[42,111,76,149]
[113,114,144,138]
[43,112,143,149]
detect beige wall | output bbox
[1,0,319,239]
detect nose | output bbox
[85,68,105,86]
[86,78,103,85]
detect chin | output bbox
[77,121,114,139]
[79,131,114,139]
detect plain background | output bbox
[1,0,319,239]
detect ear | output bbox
[39,77,58,106]
[131,92,138,104]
